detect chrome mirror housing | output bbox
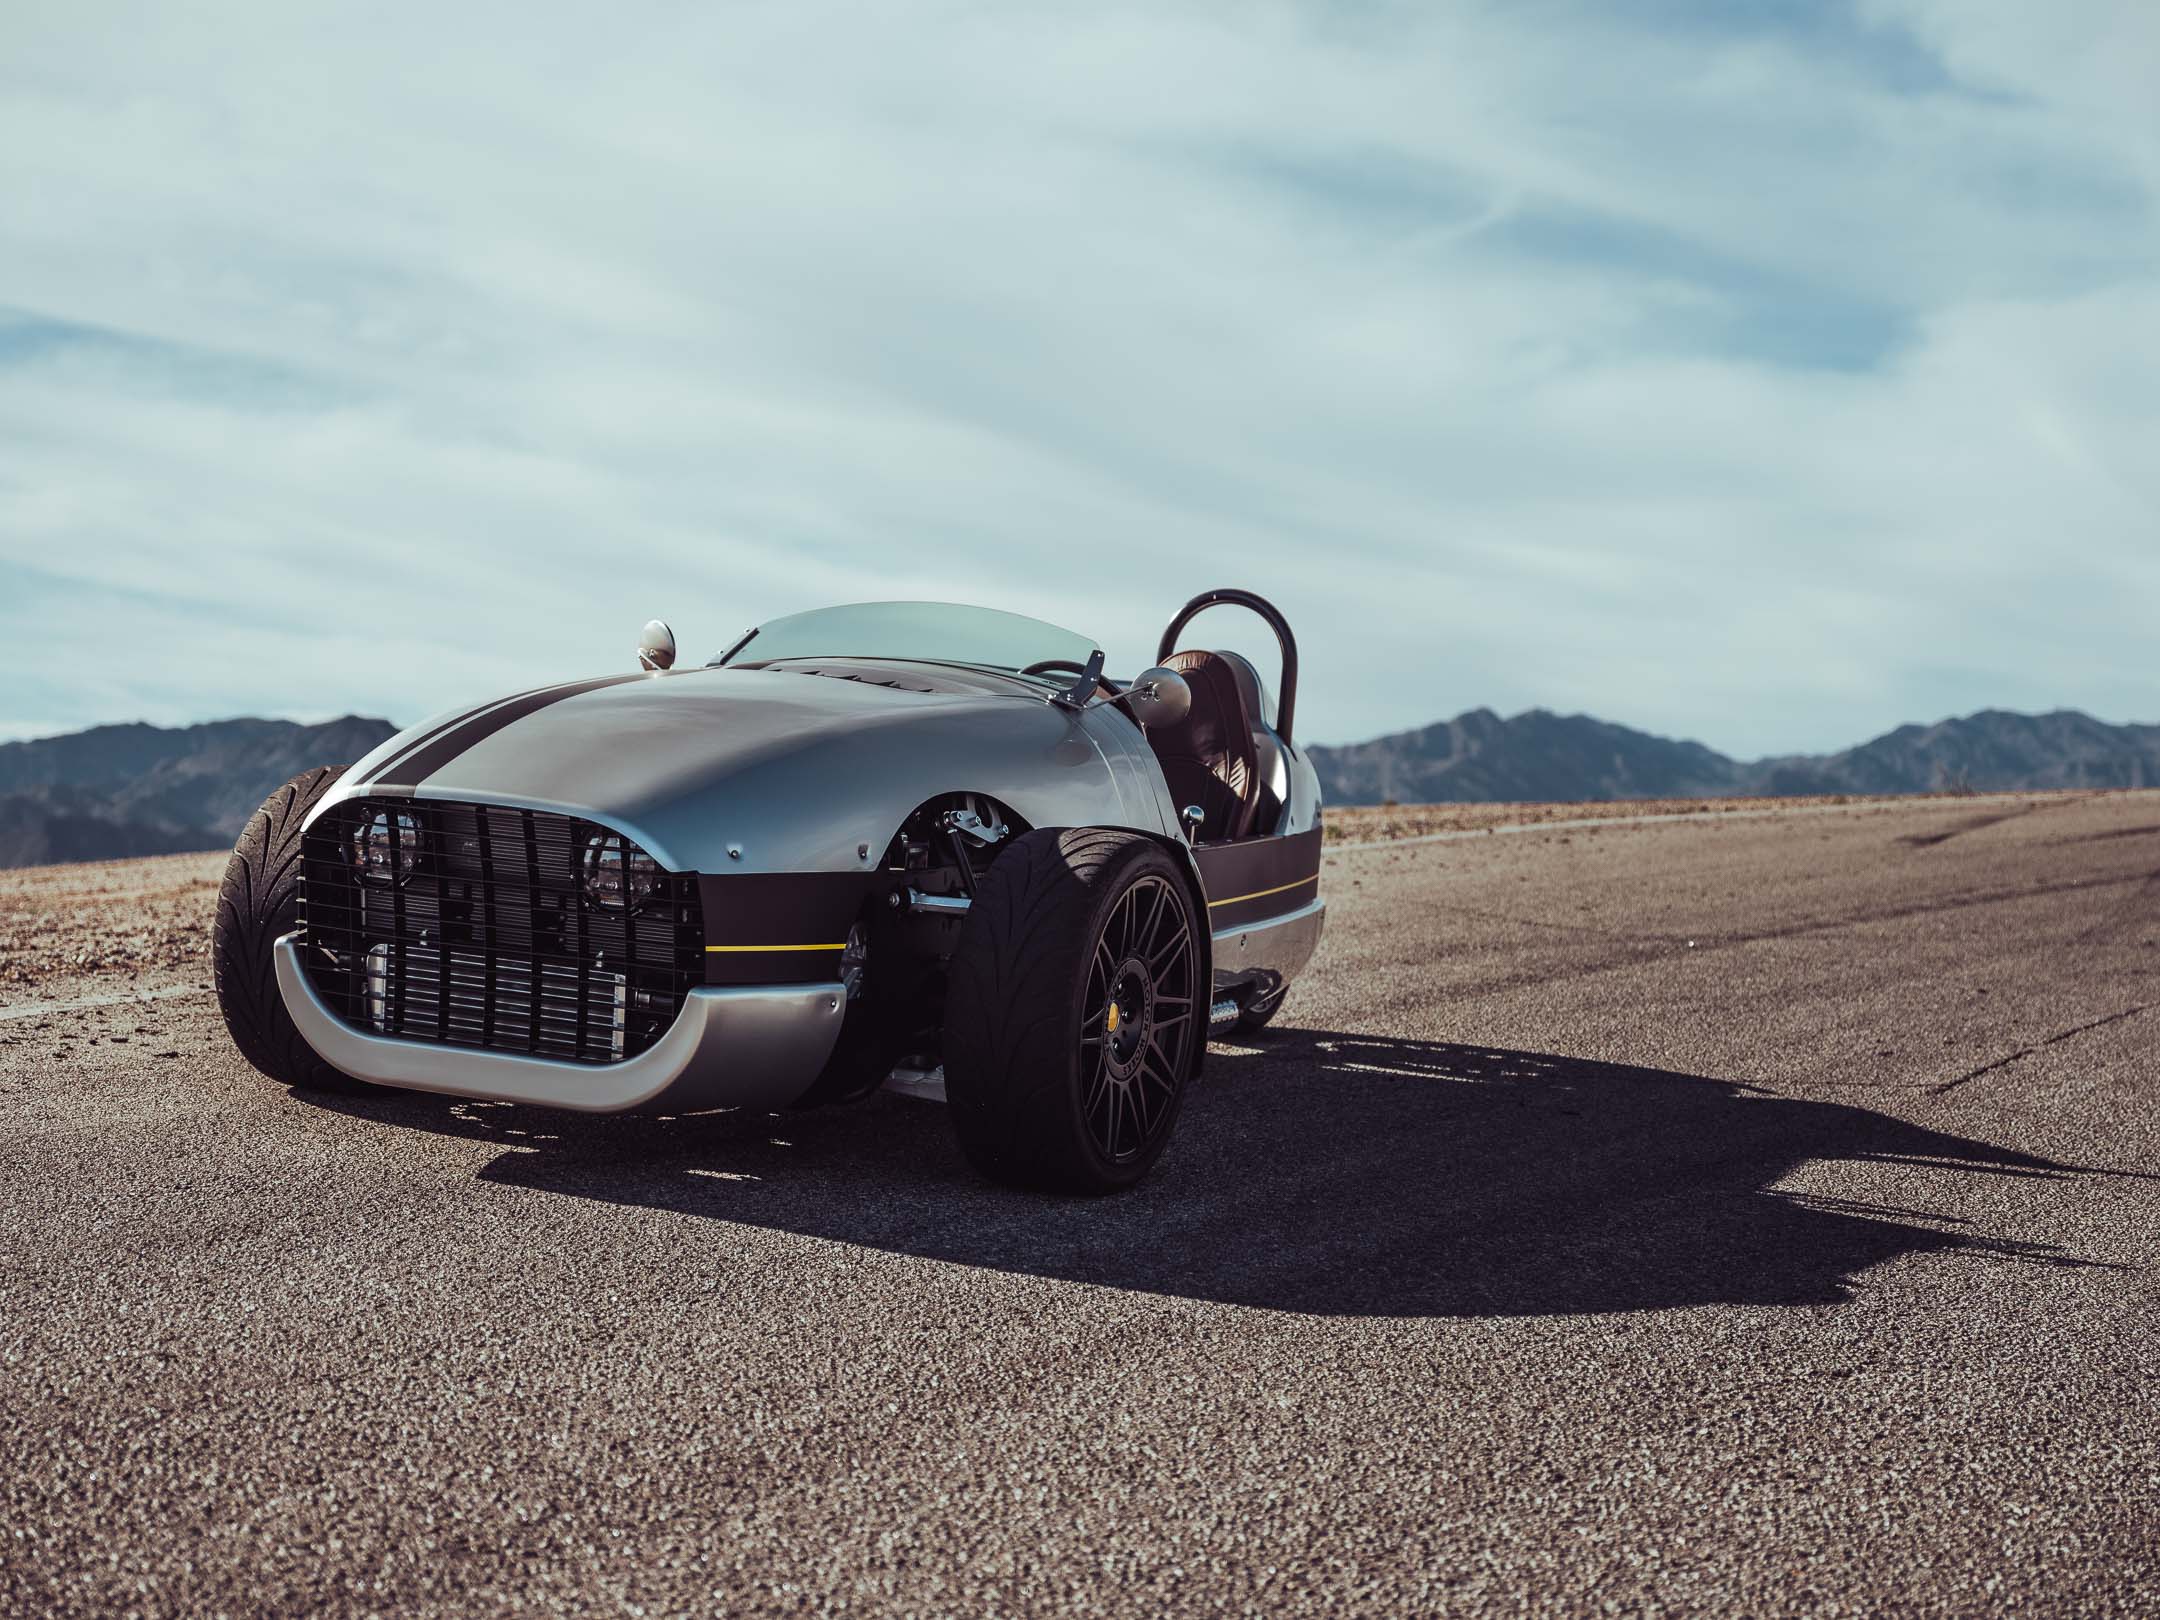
[637,619,677,673]
[1120,666,1192,730]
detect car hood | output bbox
[323,663,1157,873]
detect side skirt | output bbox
[1210,894,1326,999]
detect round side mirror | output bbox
[637,619,677,673]
[1122,666,1192,729]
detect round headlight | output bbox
[583,833,658,911]
[352,810,421,884]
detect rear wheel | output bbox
[212,766,371,1093]
[1236,986,1288,1034]
[944,829,1200,1193]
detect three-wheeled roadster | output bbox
[213,589,1324,1191]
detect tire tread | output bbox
[211,766,367,1092]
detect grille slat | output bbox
[300,799,703,1067]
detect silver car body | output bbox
[279,608,1325,1113]
[323,666,1192,873]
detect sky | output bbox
[1,0,2155,757]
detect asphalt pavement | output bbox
[3,792,2156,1617]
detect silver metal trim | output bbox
[274,934,846,1112]
[1209,895,1326,986]
[939,807,1007,846]
[907,889,972,915]
[885,1063,947,1103]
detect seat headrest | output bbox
[1160,651,1242,758]
[1207,649,1275,732]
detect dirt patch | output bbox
[0,792,2118,996]
[1322,790,2108,846]
[0,850,225,993]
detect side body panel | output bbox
[1194,826,1323,931]
[1193,733,1327,999]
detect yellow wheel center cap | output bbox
[1106,1002,1122,1034]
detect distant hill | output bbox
[1305,708,1745,805]
[0,717,397,868]
[1745,710,2160,797]
[6,705,2156,868]
[1307,708,2160,806]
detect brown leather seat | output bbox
[1208,649,1287,834]
[1155,650,1259,843]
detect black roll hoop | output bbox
[1155,588,1300,745]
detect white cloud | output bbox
[0,0,2153,755]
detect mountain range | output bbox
[3,706,2157,868]
[1305,707,2160,806]
[0,717,398,869]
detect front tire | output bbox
[212,766,370,1093]
[944,829,1201,1193]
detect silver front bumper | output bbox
[273,934,846,1112]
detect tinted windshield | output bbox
[713,601,1099,674]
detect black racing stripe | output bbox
[370,673,647,793]
[357,673,618,788]
[353,690,544,790]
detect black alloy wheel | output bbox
[944,828,1203,1192]
[1080,873,1197,1164]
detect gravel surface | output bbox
[3,794,2157,1617]
[0,851,224,988]
[1318,788,2100,845]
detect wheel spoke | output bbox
[1103,1081,1128,1158]
[1138,881,1168,959]
[1077,873,1205,1163]
[1135,1054,1177,1133]
[1143,1039,1178,1086]
[1148,922,1190,975]
[1083,1053,1113,1132]
[1116,885,1143,959]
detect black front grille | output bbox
[300,798,704,1065]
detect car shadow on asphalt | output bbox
[303,1029,2123,1319]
